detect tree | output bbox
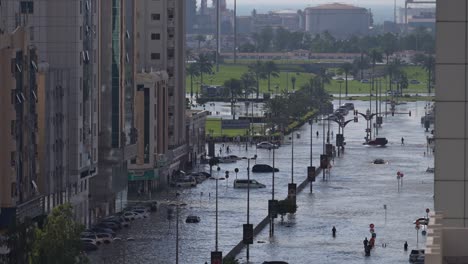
[368,49,383,90]
[316,68,331,91]
[195,34,206,51]
[277,199,297,223]
[195,53,213,88]
[259,26,274,52]
[339,63,353,96]
[33,204,86,264]
[422,55,435,94]
[186,63,200,98]
[353,55,370,80]
[6,218,37,264]
[247,61,267,99]
[291,76,296,91]
[263,61,280,92]
[223,78,243,119]
[385,58,403,96]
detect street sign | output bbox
[383,204,387,210]
[369,223,374,229]
[336,134,344,146]
[243,224,254,244]
[288,183,297,206]
[211,251,223,264]
[268,199,278,218]
[307,166,316,182]
[326,144,333,157]
[426,208,430,213]
[320,155,328,169]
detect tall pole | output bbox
[291,132,294,183]
[216,0,220,72]
[376,78,379,136]
[247,158,250,261]
[310,120,313,192]
[176,203,179,264]
[233,0,237,64]
[271,149,275,236]
[215,169,219,251]
[322,113,325,180]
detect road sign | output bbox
[426,208,430,213]
[243,224,254,244]
[369,223,374,229]
[415,225,420,230]
[307,166,316,182]
[211,251,223,264]
[269,199,278,218]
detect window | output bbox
[151,53,160,60]
[151,33,160,40]
[11,120,15,136]
[151,13,160,20]
[10,152,15,166]
[79,153,82,167]
[20,1,33,14]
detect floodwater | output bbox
[89,100,434,264]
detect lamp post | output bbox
[270,148,276,237]
[216,166,220,251]
[290,132,295,183]
[309,119,313,192]
[241,155,257,263]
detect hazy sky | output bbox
[220,0,406,8]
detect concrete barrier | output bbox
[224,168,323,261]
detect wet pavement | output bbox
[88,100,434,264]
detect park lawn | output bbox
[206,118,267,137]
[187,64,431,95]
[186,64,315,95]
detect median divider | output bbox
[223,167,323,261]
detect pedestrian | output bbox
[331,131,334,137]
[226,145,230,153]
[316,131,319,137]
[363,237,368,249]
[404,241,408,251]
[401,137,405,145]
[365,245,371,256]
[332,226,337,237]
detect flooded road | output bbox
[89,100,434,264]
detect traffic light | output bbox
[307,166,316,182]
[336,134,344,147]
[243,224,253,244]
[211,251,222,264]
[354,116,358,123]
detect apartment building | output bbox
[0,0,99,226]
[425,1,468,263]
[135,0,187,184]
[128,72,169,195]
[90,0,137,217]
[0,27,45,230]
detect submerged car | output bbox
[185,215,201,223]
[256,142,279,149]
[252,164,279,173]
[234,179,266,189]
[409,249,425,262]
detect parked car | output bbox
[81,240,98,251]
[360,79,370,83]
[252,164,279,173]
[123,212,138,221]
[373,158,385,164]
[96,222,120,231]
[88,227,115,237]
[343,103,354,110]
[185,215,201,223]
[409,249,425,262]
[174,176,197,187]
[199,172,211,178]
[410,79,421,85]
[96,233,113,244]
[103,216,130,228]
[256,142,279,149]
[132,209,150,218]
[81,233,99,244]
[263,262,289,264]
[234,179,266,189]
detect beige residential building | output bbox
[128,72,169,195]
[0,0,99,226]
[135,0,187,151]
[426,0,468,263]
[0,27,45,230]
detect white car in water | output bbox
[256,142,278,149]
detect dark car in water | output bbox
[252,164,279,173]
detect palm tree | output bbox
[339,62,353,96]
[385,58,403,95]
[195,34,206,51]
[196,53,213,88]
[224,78,243,119]
[264,61,280,92]
[422,55,435,94]
[369,49,383,90]
[291,76,296,91]
[316,67,331,91]
[247,61,267,99]
[186,63,200,98]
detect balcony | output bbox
[16,195,45,223]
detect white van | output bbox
[233,179,266,189]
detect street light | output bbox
[337,78,344,108]
[241,155,257,262]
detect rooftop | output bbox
[306,3,365,10]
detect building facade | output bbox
[135,0,187,183]
[425,1,468,263]
[0,27,45,230]
[0,0,100,226]
[304,3,370,39]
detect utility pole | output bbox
[233,0,237,64]
[216,0,220,72]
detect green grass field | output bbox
[205,118,268,137]
[187,64,431,95]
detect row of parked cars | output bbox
[80,204,155,251]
